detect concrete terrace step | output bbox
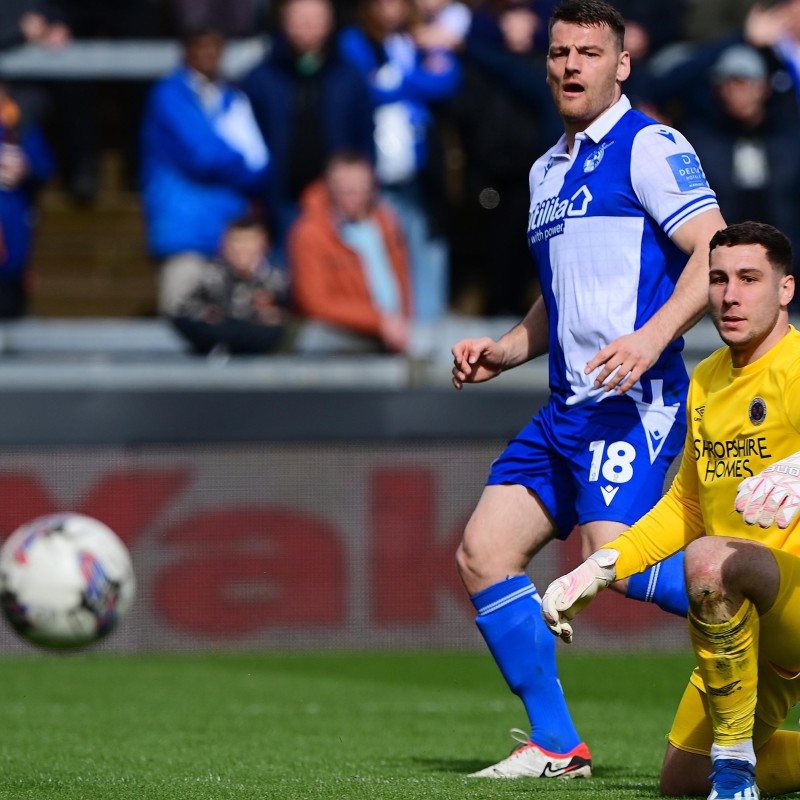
[0,313,736,370]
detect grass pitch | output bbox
[0,650,711,799]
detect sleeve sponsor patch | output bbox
[666,153,709,192]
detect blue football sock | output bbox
[626,551,688,617]
[472,574,581,753]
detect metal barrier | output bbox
[0,38,268,80]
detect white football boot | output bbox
[468,728,593,779]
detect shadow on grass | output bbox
[410,756,488,774]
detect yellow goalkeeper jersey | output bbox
[611,325,800,580]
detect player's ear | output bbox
[780,273,795,308]
[616,50,631,83]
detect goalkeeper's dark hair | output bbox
[549,0,625,51]
[710,221,794,276]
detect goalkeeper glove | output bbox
[735,451,800,529]
[541,549,619,644]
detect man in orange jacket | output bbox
[288,150,414,354]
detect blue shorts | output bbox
[488,394,687,538]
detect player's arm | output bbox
[642,206,726,352]
[452,296,549,389]
[586,207,725,395]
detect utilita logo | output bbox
[529,185,593,231]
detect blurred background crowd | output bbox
[1,0,799,356]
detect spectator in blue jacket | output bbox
[140,26,270,315]
[240,0,374,262]
[0,83,54,318]
[339,0,461,321]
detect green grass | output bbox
[0,650,717,799]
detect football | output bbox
[0,513,136,650]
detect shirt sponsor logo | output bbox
[528,185,594,245]
[693,436,772,482]
[667,153,709,192]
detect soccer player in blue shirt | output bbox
[451,0,726,779]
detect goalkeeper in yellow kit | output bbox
[542,220,800,800]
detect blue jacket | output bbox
[338,26,461,176]
[140,66,269,260]
[0,124,54,279]
[240,36,374,243]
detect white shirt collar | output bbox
[549,94,632,157]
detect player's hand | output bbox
[735,452,800,529]
[451,337,505,389]
[541,549,619,643]
[584,329,662,395]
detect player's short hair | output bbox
[710,221,794,276]
[549,0,626,51]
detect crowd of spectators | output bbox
[0,0,799,349]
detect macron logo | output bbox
[601,485,619,506]
[657,130,676,142]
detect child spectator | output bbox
[169,216,291,355]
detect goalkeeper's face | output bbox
[708,243,795,366]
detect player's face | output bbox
[546,21,630,137]
[708,243,795,366]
